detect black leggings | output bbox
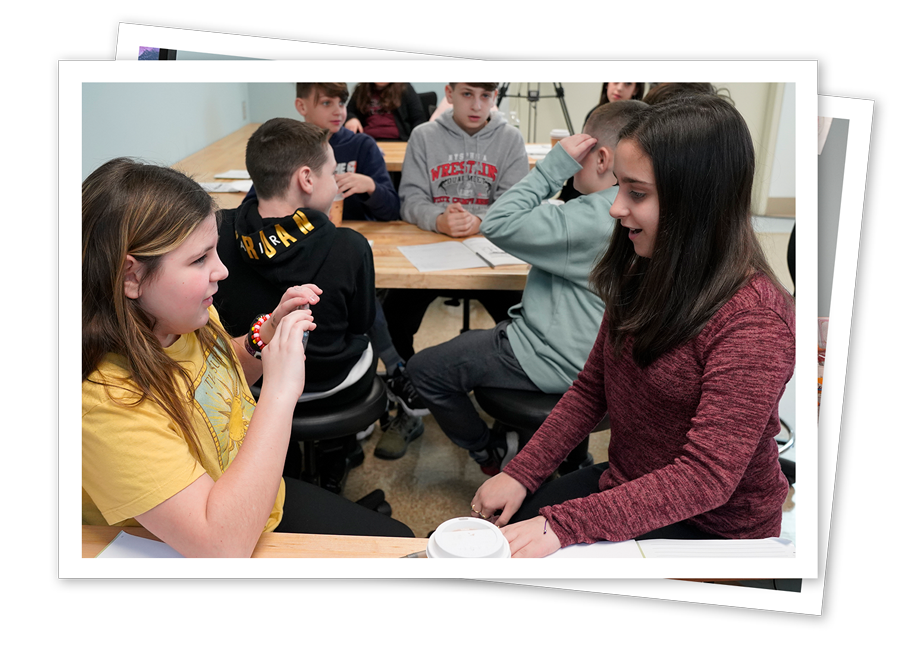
[275,477,415,538]
[511,462,723,541]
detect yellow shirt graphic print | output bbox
[192,337,256,471]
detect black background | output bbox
[48,13,890,639]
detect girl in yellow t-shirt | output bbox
[82,158,412,556]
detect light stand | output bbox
[497,83,574,142]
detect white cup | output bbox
[550,129,570,147]
[426,517,511,558]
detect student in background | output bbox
[471,95,795,557]
[598,82,645,105]
[406,100,648,475]
[559,82,648,202]
[213,118,379,492]
[243,87,425,451]
[379,83,529,390]
[344,82,427,142]
[243,82,400,223]
[82,158,413,557]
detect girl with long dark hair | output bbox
[471,95,795,557]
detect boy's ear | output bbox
[123,255,143,300]
[595,146,613,175]
[444,84,454,104]
[294,97,308,117]
[294,165,315,195]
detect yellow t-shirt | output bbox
[82,308,285,532]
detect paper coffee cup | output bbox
[550,129,570,147]
[329,194,344,226]
[426,517,511,558]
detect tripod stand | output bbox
[496,83,574,142]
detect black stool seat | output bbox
[474,387,565,433]
[473,386,608,476]
[249,379,389,498]
[250,379,388,442]
[289,379,388,442]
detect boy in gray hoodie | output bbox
[405,100,648,475]
[377,83,529,459]
[399,83,530,236]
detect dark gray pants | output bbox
[406,321,541,452]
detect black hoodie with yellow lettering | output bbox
[214,197,374,392]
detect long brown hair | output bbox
[599,82,646,105]
[82,158,238,458]
[351,82,407,114]
[591,95,791,367]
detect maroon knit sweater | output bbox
[503,274,795,546]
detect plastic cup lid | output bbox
[427,517,511,558]
[550,129,570,138]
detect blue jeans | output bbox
[406,320,540,452]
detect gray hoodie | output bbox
[398,109,529,232]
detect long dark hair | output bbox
[599,82,645,105]
[351,82,407,114]
[591,94,791,367]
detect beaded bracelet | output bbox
[244,313,271,359]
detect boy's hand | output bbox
[560,133,598,165]
[436,203,481,238]
[336,172,376,197]
[344,118,364,134]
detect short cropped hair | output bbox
[296,82,349,103]
[583,100,648,149]
[449,82,498,92]
[245,118,329,200]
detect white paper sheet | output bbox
[96,532,184,558]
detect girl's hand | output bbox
[344,118,364,134]
[269,284,322,332]
[501,516,562,558]
[559,133,598,165]
[470,472,527,527]
[260,308,316,401]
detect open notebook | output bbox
[546,537,795,559]
[398,237,528,272]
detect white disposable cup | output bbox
[550,129,570,147]
[426,517,511,558]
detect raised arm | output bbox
[480,140,588,273]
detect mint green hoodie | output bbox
[480,143,617,393]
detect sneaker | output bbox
[374,409,425,459]
[468,431,510,476]
[385,363,430,417]
[356,422,375,441]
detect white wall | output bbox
[770,82,797,198]
[82,83,250,180]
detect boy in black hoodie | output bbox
[214,118,379,492]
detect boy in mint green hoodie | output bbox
[406,100,648,474]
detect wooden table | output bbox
[345,221,528,290]
[83,525,428,559]
[174,125,530,291]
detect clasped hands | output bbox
[470,472,561,558]
[436,203,482,238]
